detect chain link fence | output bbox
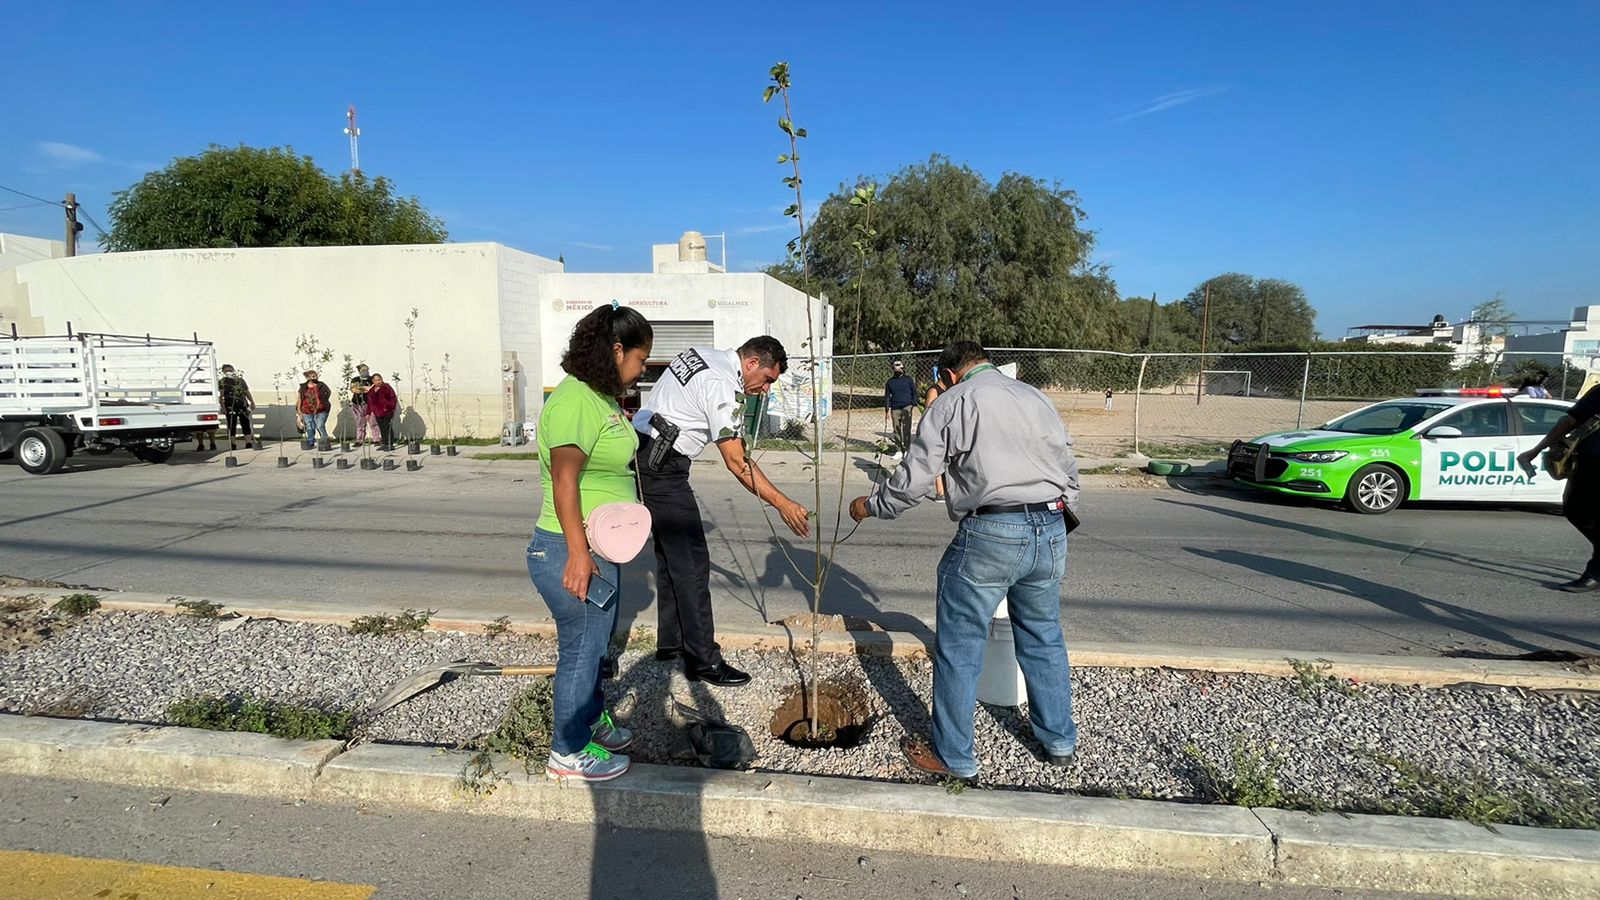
[811,348,1598,459]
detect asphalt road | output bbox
[0,775,1435,900]
[2,448,1598,657]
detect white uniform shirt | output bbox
[641,347,746,458]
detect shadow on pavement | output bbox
[1185,546,1600,654]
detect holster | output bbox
[647,414,682,470]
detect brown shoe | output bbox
[901,735,976,785]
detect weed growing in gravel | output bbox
[172,597,226,619]
[349,608,434,636]
[623,628,656,653]
[1365,751,1599,830]
[167,695,353,741]
[1184,736,1328,812]
[483,616,513,639]
[1289,659,1361,699]
[52,594,101,617]
[939,777,970,796]
[456,679,557,796]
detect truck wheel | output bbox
[16,427,68,475]
[134,446,175,464]
[1345,463,1404,515]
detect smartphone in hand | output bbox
[586,568,618,609]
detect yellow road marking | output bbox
[0,849,375,899]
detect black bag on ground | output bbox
[673,701,756,769]
[685,721,757,770]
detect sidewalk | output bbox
[2,586,1598,897]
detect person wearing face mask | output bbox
[634,336,811,687]
[529,304,655,782]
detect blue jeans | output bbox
[526,528,620,756]
[932,510,1076,777]
[301,411,329,447]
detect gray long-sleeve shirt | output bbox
[866,367,1080,522]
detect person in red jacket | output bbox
[297,370,332,450]
[366,372,399,451]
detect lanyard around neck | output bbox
[960,363,997,383]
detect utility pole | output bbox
[1197,281,1210,406]
[64,193,81,257]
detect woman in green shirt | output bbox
[527,304,653,782]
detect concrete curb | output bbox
[1,714,1595,898]
[6,586,1597,692]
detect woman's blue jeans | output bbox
[526,528,620,756]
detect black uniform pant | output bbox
[1564,469,1600,577]
[377,414,396,449]
[226,409,252,439]
[636,435,722,670]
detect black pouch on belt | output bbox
[647,414,681,469]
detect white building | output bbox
[1505,305,1600,370]
[1342,314,1502,367]
[0,231,830,440]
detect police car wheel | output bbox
[1346,463,1403,515]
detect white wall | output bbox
[0,233,64,273]
[1,242,536,437]
[497,248,562,427]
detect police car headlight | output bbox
[1286,450,1348,463]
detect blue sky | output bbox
[3,1,1595,336]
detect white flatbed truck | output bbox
[0,330,221,475]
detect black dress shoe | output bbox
[654,647,684,662]
[685,661,751,686]
[599,655,618,680]
[1559,575,1600,593]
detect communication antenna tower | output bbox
[344,105,362,176]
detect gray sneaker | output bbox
[591,710,633,752]
[546,742,630,782]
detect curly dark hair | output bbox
[561,305,654,396]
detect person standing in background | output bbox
[366,373,399,452]
[297,370,332,450]
[350,363,376,445]
[218,364,255,450]
[1518,382,1600,592]
[884,359,918,460]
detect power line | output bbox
[0,202,57,213]
[0,184,65,207]
[78,209,109,239]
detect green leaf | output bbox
[783,204,799,217]
[777,154,789,163]
[762,85,778,103]
[794,128,808,139]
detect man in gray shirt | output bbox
[850,341,1079,783]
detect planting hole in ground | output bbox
[768,679,873,750]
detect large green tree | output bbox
[103,145,447,251]
[1173,273,1317,348]
[770,155,1124,351]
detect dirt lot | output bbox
[824,389,1372,457]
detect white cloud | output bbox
[567,241,615,251]
[733,223,792,236]
[1115,86,1230,123]
[36,142,106,166]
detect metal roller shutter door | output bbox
[648,321,716,362]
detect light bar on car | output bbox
[1414,387,1513,398]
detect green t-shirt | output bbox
[536,376,640,534]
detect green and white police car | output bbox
[1227,389,1571,514]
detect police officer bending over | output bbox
[850,341,1080,783]
[636,336,811,686]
